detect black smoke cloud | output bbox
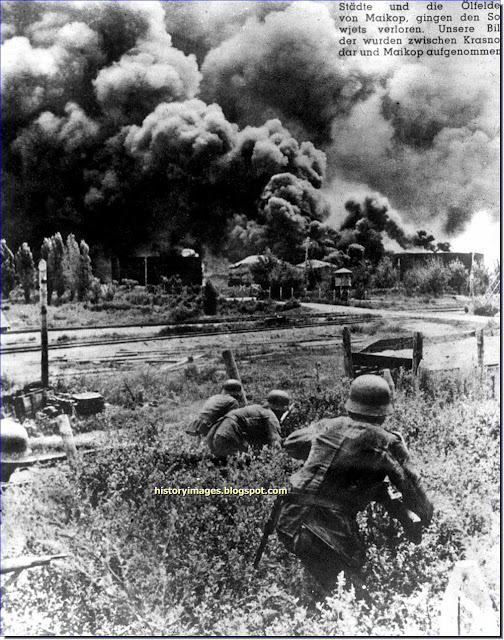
[1,0,499,260]
[199,2,375,146]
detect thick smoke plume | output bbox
[1,0,499,262]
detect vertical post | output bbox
[290,287,293,299]
[39,259,49,389]
[280,286,283,300]
[476,329,484,370]
[383,368,396,403]
[144,257,148,287]
[222,350,248,405]
[412,332,423,375]
[268,286,272,299]
[333,289,336,303]
[55,414,78,469]
[342,327,353,378]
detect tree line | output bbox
[1,233,93,304]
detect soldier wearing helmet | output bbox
[185,379,244,439]
[205,390,289,458]
[1,418,30,483]
[270,374,433,595]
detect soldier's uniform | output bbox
[207,404,282,458]
[274,376,433,592]
[185,393,239,438]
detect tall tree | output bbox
[15,242,36,303]
[50,232,67,302]
[78,240,93,302]
[1,239,17,298]
[65,234,81,301]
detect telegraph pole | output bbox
[39,259,49,388]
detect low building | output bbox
[228,255,265,286]
[391,252,483,279]
[296,259,338,289]
[334,267,352,300]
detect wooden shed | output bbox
[334,268,352,300]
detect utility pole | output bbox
[39,259,49,388]
[304,236,310,289]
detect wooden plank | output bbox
[361,336,414,353]
[352,352,413,370]
[1,554,67,575]
[342,327,354,378]
[476,329,484,370]
[412,332,423,375]
[221,350,248,405]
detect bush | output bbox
[371,256,399,290]
[473,301,498,317]
[15,242,36,303]
[446,259,469,294]
[403,259,450,296]
[1,356,499,635]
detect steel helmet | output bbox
[222,379,243,395]
[267,389,290,410]
[1,418,29,462]
[345,375,393,417]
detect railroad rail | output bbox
[2,314,374,356]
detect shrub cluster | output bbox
[2,365,499,635]
[1,234,94,304]
[403,259,471,297]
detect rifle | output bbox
[377,480,423,544]
[253,496,285,569]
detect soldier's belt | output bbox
[284,491,349,513]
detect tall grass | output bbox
[2,365,499,635]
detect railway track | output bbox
[2,314,374,356]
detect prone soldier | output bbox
[185,379,244,440]
[206,390,290,458]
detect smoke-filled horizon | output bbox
[1,0,499,259]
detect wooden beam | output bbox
[476,329,484,370]
[222,350,248,405]
[342,327,354,378]
[412,332,423,375]
[1,554,67,575]
[352,352,413,370]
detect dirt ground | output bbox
[1,302,499,389]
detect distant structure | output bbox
[93,246,203,286]
[296,259,338,290]
[333,268,352,300]
[392,252,484,279]
[228,255,264,286]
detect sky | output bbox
[1,0,500,258]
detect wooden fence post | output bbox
[476,329,484,370]
[342,327,354,378]
[39,259,49,389]
[412,332,423,375]
[55,414,78,469]
[222,350,248,405]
